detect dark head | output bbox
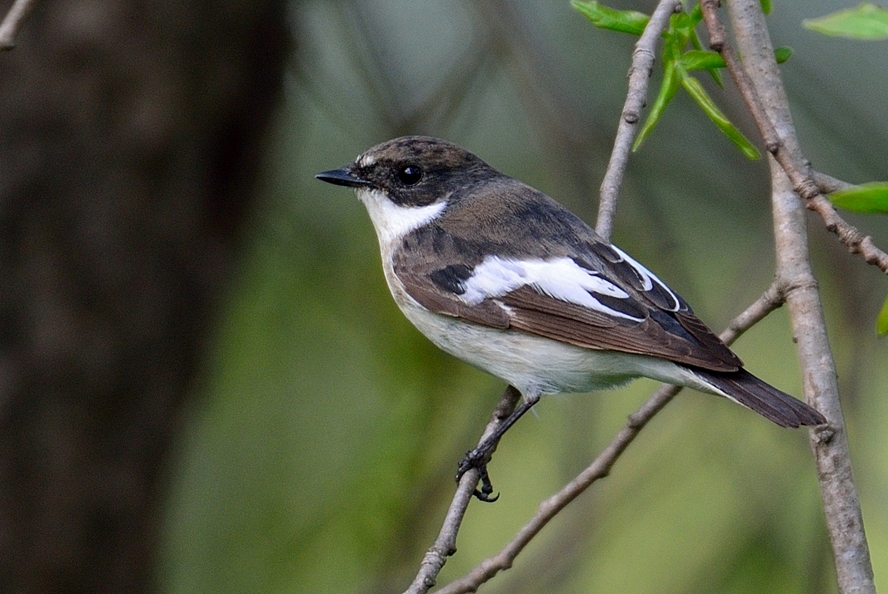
[316,136,496,208]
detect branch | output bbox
[596,0,680,240]
[705,1,876,592]
[403,386,521,594]
[0,0,36,50]
[700,0,888,275]
[434,284,785,594]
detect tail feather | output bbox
[693,368,826,428]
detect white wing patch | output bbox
[610,246,681,311]
[460,256,643,321]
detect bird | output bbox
[316,135,826,500]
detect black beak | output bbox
[315,167,371,188]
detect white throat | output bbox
[355,188,446,247]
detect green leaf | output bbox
[828,182,888,213]
[681,50,726,71]
[804,3,888,40]
[572,0,649,35]
[633,56,681,151]
[877,294,888,336]
[760,0,772,15]
[688,26,723,86]
[681,48,791,71]
[774,46,793,63]
[681,76,761,159]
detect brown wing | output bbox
[499,285,740,371]
[398,273,741,373]
[389,183,742,373]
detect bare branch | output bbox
[700,0,888,275]
[434,285,784,594]
[0,0,36,50]
[596,0,680,240]
[812,170,854,195]
[404,386,521,594]
[710,1,876,591]
[770,163,876,594]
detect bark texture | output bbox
[0,1,289,591]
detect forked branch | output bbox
[702,1,876,591]
[434,283,785,594]
[700,0,888,275]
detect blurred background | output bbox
[0,0,886,592]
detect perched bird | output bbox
[316,136,825,498]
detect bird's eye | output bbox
[397,165,423,186]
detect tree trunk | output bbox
[0,1,289,591]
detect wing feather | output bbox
[500,286,740,371]
[391,184,743,373]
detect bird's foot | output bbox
[457,446,499,503]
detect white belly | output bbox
[398,294,716,399]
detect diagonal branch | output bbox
[403,386,521,594]
[434,283,786,594]
[700,0,888,275]
[0,0,36,50]
[596,0,681,239]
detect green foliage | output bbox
[574,1,761,160]
[878,294,888,336]
[571,1,649,35]
[774,46,794,63]
[804,3,888,40]
[827,182,888,335]
[828,182,888,214]
[680,49,727,71]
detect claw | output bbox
[456,448,500,503]
[474,466,499,502]
[454,388,539,503]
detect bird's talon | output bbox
[473,488,499,503]
[455,448,500,502]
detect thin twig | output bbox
[596,0,680,240]
[708,1,876,592]
[700,0,888,275]
[434,284,785,594]
[812,171,853,195]
[404,386,521,594]
[0,0,36,50]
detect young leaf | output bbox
[572,0,649,35]
[877,294,888,336]
[774,46,793,63]
[804,3,888,40]
[633,54,681,151]
[681,50,726,71]
[681,76,761,159]
[828,182,888,213]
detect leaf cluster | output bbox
[574,0,888,335]
[573,0,769,158]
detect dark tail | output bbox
[693,368,826,428]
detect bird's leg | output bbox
[457,390,540,502]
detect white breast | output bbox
[393,291,719,399]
